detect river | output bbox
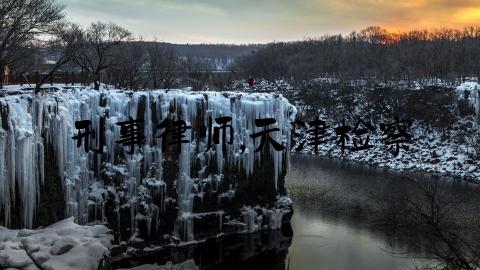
[115,154,479,269]
[285,154,434,270]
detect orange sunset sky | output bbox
[59,0,480,43]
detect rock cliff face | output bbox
[0,88,296,243]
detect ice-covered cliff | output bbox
[0,86,296,242]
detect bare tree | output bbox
[181,55,214,90]
[0,0,64,88]
[108,41,146,90]
[72,21,132,90]
[146,42,178,89]
[235,25,480,83]
[4,47,40,85]
[34,23,83,92]
[405,177,480,270]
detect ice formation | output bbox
[0,88,296,241]
[456,81,480,117]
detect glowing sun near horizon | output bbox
[60,0,480,43]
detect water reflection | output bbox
[287,205,427,270]
[114,154,479,269]
[285,154,479,270]
[112,228,292,269]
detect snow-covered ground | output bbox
[231,79,480,182]
[290,123,479,181]
[0,217,112,270]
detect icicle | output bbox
[241,206,258,233]
[0,88,295,236]
[218,210,224,233]
[264,208,284,230]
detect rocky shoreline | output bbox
[292,123,479,183]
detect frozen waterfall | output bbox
[0,87,296,241]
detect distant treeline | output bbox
[235,26,480,82]
[169,43,262,59]
[0,0,261,92]
[5,0,480,92]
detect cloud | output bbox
[58,0,480,43]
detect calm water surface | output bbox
[287,204,426,270]
[285,154,432,270]
[118,155,459,269]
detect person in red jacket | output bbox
[247,75,255,89]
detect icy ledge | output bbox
[0,217,112,270]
